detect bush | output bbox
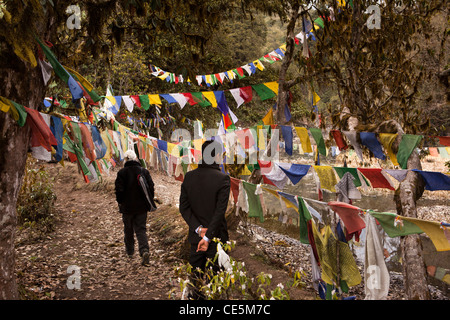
[17,157,57,239]
[172,239,305,300]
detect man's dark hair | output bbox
[201,139,222,164]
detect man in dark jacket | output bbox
[179,139,230,294]
[115,149,154,265]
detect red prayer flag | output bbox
[357,168,395,190]
[328,201,366,234]
[25,107,57,152]
[239,86,253,103]
[230,177,240,204]
[438,136,450,146]
[182,93,198,106]
[331,130,348,151]
[130,95,141,108]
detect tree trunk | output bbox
[377,120,430,299]
[0,39,53,301]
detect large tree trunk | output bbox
[0,57,43,299]
[0,13,56,298]
[377,120,430,299]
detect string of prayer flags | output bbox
[396,134,423,169]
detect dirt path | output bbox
[15,162,315,300]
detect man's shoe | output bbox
[141,251,150,265]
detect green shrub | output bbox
[17,157,57,239]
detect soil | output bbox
[15,161,316,300]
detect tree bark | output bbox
[0,13,56,298]
[0,57,42,299]
[377,120,430,299]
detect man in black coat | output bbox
[179,140,230,282]
[115,149,155,265]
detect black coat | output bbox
[115,160,155,214]
[179,163,230,244]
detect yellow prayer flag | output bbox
[313,91,321,105]
[262,108,274,125]
[264,81,279,95]
[105,96,116,105]
[262,187,280,199]
[379,133,399,166]
[0,97,11,113]
[202,92,217,108]
[193,138,205,151]
[253,60,265,71]
[149,94,162,105]
[257,125,266,151]
[157,72,170,80]
[294,127,313,153]
[279,44,287,52]
[403,217,450,252]
[313,165,338,192]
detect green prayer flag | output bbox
[242,182,264,222]
[252,83,276,101]
[298,197,312,244]
[309,128,327,156]
[139,95,150,110]
[396,134,423,169]
[9,100,28,127]
[333,167,363,187]
[62,133,90,175]
[191,92,211,108]
[369,211,423,237]
[35,37,70,83]
[314,17,325,28]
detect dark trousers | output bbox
[188,243,219,299]
[122,212,149,256]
